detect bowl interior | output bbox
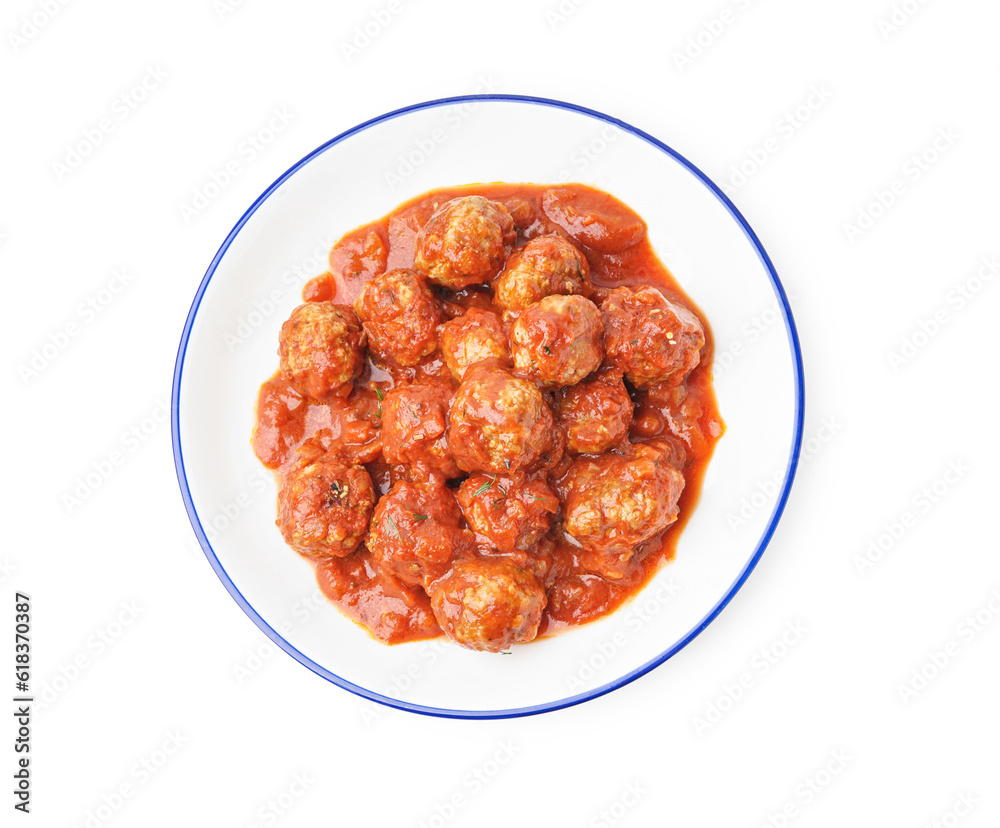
[174,97,801,716]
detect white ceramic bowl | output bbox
[172,95,803,718]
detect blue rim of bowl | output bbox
[171,93,805,720]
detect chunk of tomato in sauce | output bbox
[541,187,647,254]
[315,550,441,644]
[252,377,306,469]
[309,227,391,306]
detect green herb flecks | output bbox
[472,475,496,497]
[401,398,420,421]
[490,484,508,507]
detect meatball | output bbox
[439,308,510,381]
[414,196,516,289]
[429,557,546,652]
[367,479,471,587]
[555,371,633,454]
[457,473,559,554]
[278,302,366,398]
[354,268,440,367]
[510,294,604,387]
[562,442,685,577]
[381,382,460,479]
[494,235,591,311]
[447,364,554,474]
[601,287,705,388]
[276,454,375,558]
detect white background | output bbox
[3,0,999,826]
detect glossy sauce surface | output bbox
[253,183,723,645]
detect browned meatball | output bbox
[601,287,705,388]
[380,382,460,479]
[562,442,685,577]
[494,235,591,311]
[510,295,604,387]
[414,196,515,289]
[429,557,546,652]
[367,479,471,588]
[457,473,559,554]
[354,268,440,367]
[276,454,375,557]
[555,371,633,454]
[447,364,554,474]
[278,302,366,398]
[439,308,510,381]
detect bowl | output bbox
[171,95,804,718]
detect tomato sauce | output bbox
[252,183,723,646]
